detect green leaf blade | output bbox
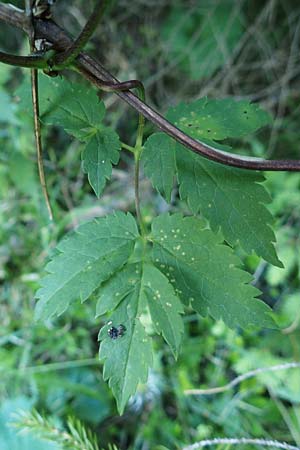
[142,133,177,201]
[82,129,121,197]
[142,98,281,266]
[34,76,121,196]
[99,282,153,414]
[35,212,138,321]
[167,97,272,142]
[177,149,282,267]
[41,77,105,139]
[96,264,140,317]
[143,263,184,358]
[151,214,275,329]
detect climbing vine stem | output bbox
[52,0,108,69]
[133,84,146,236]
[0,50,48,68]
[2,3,300,171]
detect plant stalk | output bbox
[0,50,47,68]
[134,152,145,235]
[133,84,146,235]
[2,3,300,171]
[52,0,108,68]
[31,68,53,220]
[25,0,53,220]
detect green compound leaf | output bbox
[143,98,282,267]
[35,212,138,320]
[35,212,183,412]
[40,76,121,197]
[35,210,276,412]
[151,214,275,329]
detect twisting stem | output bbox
[0,3,29,31]
[2,4,300,172]
[95,78,145,94]
[80,56,300,172]
[0,51,47,68]
[52,0,108,68]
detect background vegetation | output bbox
[0,0,300,449]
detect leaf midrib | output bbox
[42,241,133,301]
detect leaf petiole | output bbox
[121,142,135,153]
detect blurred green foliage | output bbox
[162,1,244,80]
[0,0,300,449]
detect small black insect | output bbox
[108,326,119,339]
[108,324,126,340]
